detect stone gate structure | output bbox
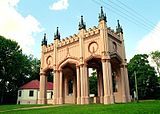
[38,7,131,104]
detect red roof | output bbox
[20,80,53,90]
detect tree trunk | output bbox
[157,67,160,76]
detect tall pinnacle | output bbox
[41,33,47,46]
[79,15,86,30]
[54,27,60,40]
[116,20,123,33]
[99,6,107,22]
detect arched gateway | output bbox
[38,7,131,105]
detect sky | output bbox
[0,0,160,62]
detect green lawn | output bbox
[0,100,160,114]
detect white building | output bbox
[17,80,53,104]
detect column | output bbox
[106,59,114,104]
[39,72,47,104]
[97,69,101,102]
[80,64,85,104]
[84,65,89,104]
[76,66,81,104]
[99,71,104,103]
[124,66,131,102]
[53,71,57,104]
[56,70,60,104]
[73,75,76,103]
[97,69,103,103]
[102,59,114,104]
[120,66,127,102]
[65,76,68,96]
[59,70,63,104]
[102,59,110,104]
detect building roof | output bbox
[20,80,53,90]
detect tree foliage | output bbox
[150,50,160,76]
[89,70,97,96]
[28,56,40,81]
[128,54,159,99]
[0,36,40,104]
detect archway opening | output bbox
[110,57,122,102]
[41,68,53,103]
[61,63,77,104]
[87,58,103,104]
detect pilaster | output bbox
[79,29,85,64]
[53,39,58,68]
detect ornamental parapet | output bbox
[84,26,100,38]
[107,27,121,42]
[57,34,79,48]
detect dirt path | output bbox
[0,105,62,113]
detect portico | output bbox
[38,7,131,104]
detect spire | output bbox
[99,6,107,22]
[116,20,123,33]
[41,33,47,46]
[78,15,86,30]
[54,27,60,40]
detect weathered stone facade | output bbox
[38,7,131,104]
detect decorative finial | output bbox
[81,16,84,24]
[41,33,47,46]
[101,6,104,15]
[117,20,120,28]
[99,6,107,22]
[54,27,60,40]
[78,15,86,30]
[116,20,123,34]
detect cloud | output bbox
[136,22,160,55]
[0,0,43,55]
[50,0,69,11]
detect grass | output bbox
[0,104,49,112]
[0,100,160,114]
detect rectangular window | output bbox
[19,91,22,97]
[29,90,34,97]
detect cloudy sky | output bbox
[0,0,160,61]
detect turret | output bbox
[54,27,60,40]
[41,33,47,46]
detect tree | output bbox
[150,51,160,76]
[0,36,36,104]
[89,70,97,96]
[128,54,159,99]
[28,56,53,82]
[28,56,40,81]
